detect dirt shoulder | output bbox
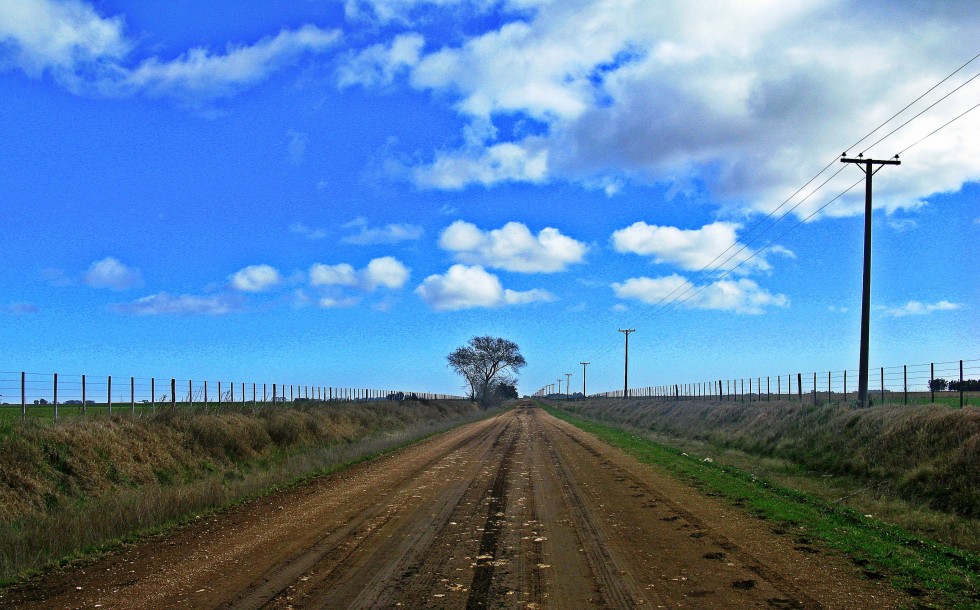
[1,407,910,609]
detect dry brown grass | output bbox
[0,400,487,583]
[557,398,980,551]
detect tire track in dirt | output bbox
[550,422,824,609]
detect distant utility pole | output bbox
[565,373,572,401]
[618,329,635,399]
[557,378,562,398]
[841,153,901,408]
[580,361,590,399]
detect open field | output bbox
[2,405,939,609]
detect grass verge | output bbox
[543,404,980,610]
[0,402,504,586]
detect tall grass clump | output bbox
[0,399,487,583]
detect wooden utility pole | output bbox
[565,373,572,400]
[618,329,635,399]
[841,154,900,407]
[580,361,590,399]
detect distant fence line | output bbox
[589,359,979,408]
[0,371,465,422]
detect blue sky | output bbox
[1,0,977,398]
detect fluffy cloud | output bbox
[876,300,961,317]
[114,292,239,315]
[416,264,554,310]
[341,217,424,245]
[612,221,791,274]
[309,263,359,287]
[439,220,586,273]
[345,1,980,218]
[364,256,410,289]
[309,257,410,290]
[83,257,142,290]
[613,274,788,314]
[0,2,340,103]
[230,264,281,292]
[337,33,425,88]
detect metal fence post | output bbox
[82,374,87,415]
[930,362,934,402]
[151,377,155,414]
[21,371,26,420]
[53,372,58,424]
[880,367,884,405]
[108,375,112,414]
[903,365,907,405]
[131,376,135,415]
[960,360,964,408]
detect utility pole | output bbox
[618,329,635,399]
[557,378,562,399]
[580,361,590,399]
[841,153,900,408]
[565,373,572,401]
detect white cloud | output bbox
[114,292,239,315]
[413,140,548,189]
[337,33,425,88]
[0,0,128,78]
[611,221,789,274]
[290,222,328,240]
[230,264,281,292]
[341,217,424,245]
[439,220,586,273]
[318,296,361,308]
[0,3,341,103]
[415,264,554,310]
[364,256,410,289]
[83,257,142,290]
[353,2,980,217]
[613,274,788,314]
[876,300,961,317]
[309,263,358,287]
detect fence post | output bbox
[82,374,87,415]
[813,372,816,405]
[218,381,221,410]
[204,380,208,411]
[273,383,277,404]
[767,376,770,402]
[930,362,934,403]
[151,378,155,414]
[131,376,135,415]
[828,371,831,404]
[844,369,847,396]
[797,373,802,402]
[53,372,58,424]
[960,360,964,408]
[21,371,26,420]
[903,365,907,405]
[171,378,176,410]
[777,375,780,399]
[108,375,112,414]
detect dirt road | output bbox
[2,406,907,609]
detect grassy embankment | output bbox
[543,400,979,609]
[0,399,492,584]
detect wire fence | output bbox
[0,371,466,422]
[589,358,980,408]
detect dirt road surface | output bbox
[2,406,908,609]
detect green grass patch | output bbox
[543,404,980,610]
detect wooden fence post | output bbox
[960,360,964,408]
[797,373,802,402]
[903,366,907,405]
[151,378,155,414]
[131,376,135,415]
[171,378,176,409]
[21,371,26,420]
[82,374,87,415]
[880,367,884,405]
[53,373,58,424]
[108,375,112,414]
[930,362,934,403]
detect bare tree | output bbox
[447,336,526,407]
